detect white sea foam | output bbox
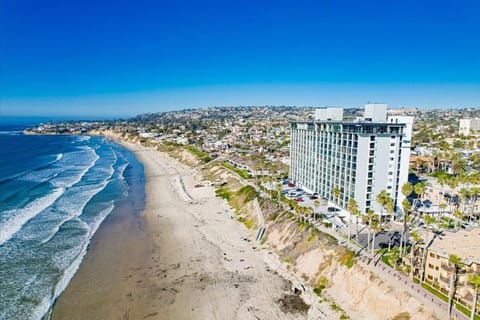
[87,201,115,237]
[0,130,22,135]
[39,203,115,320]
[39,165,115,245]
[0,188,64,246]
[75,135,91,142]
[0,153,63,185]
[50,149,99,189]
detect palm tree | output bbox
[366,209,376,252]
[376,189,394,226]
[447,254,463,317]
[370,220,381,261]
[414,181,427,216]
[276,180,282,203]
[451,154,467,177]
[313,199,321,223]
[410,231,423,279]
[439,202,447,213]
[400,198,412,255]
[468,273,480,320]
[470,187,480,221]
[333,187,341,205]
[453,209,465,229]
[347,198,360,241]
[421,215,436,283]
[400,182,414,254]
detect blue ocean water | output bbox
[0,124,144,320]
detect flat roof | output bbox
[291,121,407,127]
[425,228,480,265]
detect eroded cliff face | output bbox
[263,213,439,320]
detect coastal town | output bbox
[26,105,480,320]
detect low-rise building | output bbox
[416,229,480,314]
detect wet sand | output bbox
[51,141,308,320]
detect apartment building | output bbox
[290,104,413,216]
[459,118,480,136]
[417,229,480,314]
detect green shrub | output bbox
[221,162,251,179]
[215,188,231,200]
[186,145,212,163]
[237,185,257,202]
[338,249,356,268]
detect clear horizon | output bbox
[2,0,479,117]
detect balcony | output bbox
[440,264,450,272]
[439,275,450,284]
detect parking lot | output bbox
[262,179,351,228]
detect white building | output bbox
[290,104,413,217]
[459,118,480,136]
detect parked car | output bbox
[288,183,296,187]
[294,197,304,202]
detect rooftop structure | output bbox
[426,229,480,265]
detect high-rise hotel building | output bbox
[290,104,413,216]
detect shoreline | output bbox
[51,135,315,319]
[50,138,151,319]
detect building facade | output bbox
[459,118,480,136]
[290,104,413,215]
[412,229,480,316]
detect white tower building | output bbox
[290,104,414,217]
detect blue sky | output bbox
[1,0,479,117]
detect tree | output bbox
[410,231,423,279]
[400,182,414,254]
[421,215,436,283]
[400,198,412,255]
[468,273,480,320]
[388,250,400,270]
[370,220,381,261]
[347,198,360,241]
[453,209,465,229]
[447,254,463,318]
[470,187,480,221]
[376,189,393,225]
[333,187,341,205]
[414,181,427,215]
[276,180,282,203]
[451,154,467,177]
[366,209,376,253]
[313,199,321,223]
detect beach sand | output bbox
[52,141,310,320]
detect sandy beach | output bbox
[52,140,315,320]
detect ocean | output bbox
[0,123,145,320]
